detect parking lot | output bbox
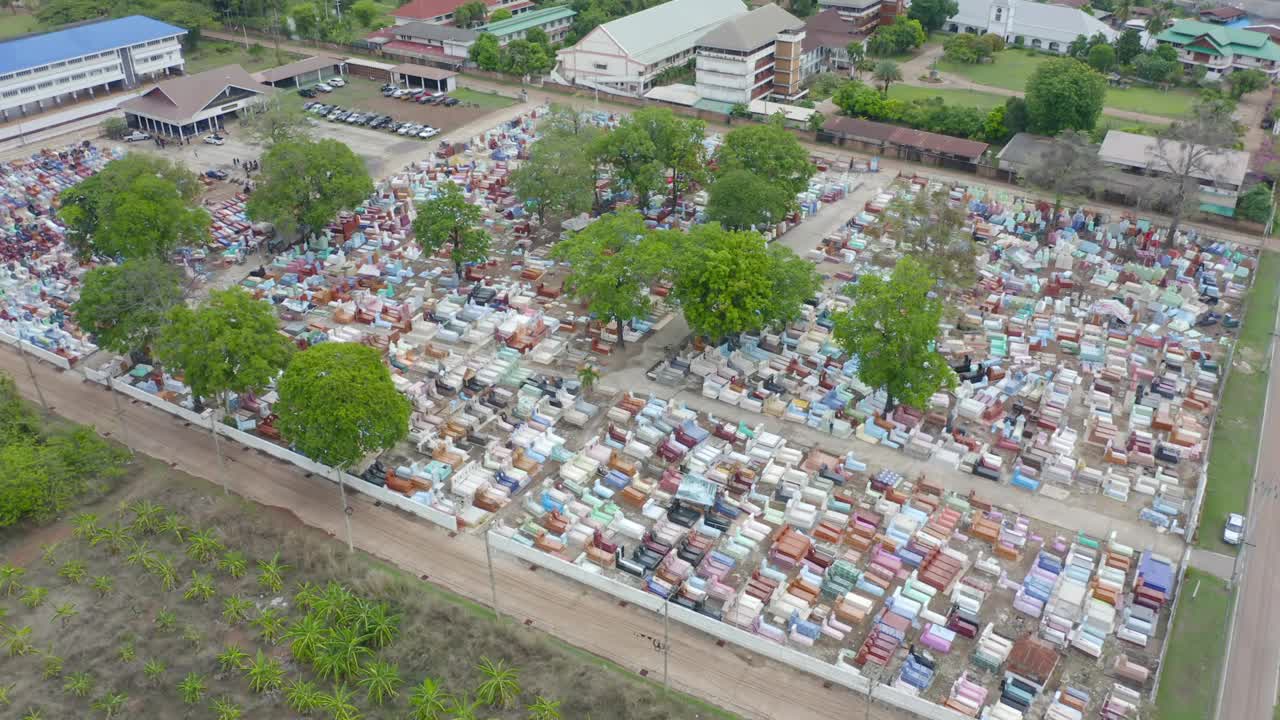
[301,76,510,138]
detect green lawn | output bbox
[887,84,1008,110]
[0,12,39,39]
[1155,569,1234,720]
[1199,251,1280,553]
[451,86,517,109]
[938,48,1197,118]
[184,40,302,75]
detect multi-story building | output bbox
[477,5,576,46]
[376,22,477,65]
[557,0,746,96]
[818,0,901,33]
[1155,20,1280,80]
[391,0,534,27]
[0,15,185,121]
[694,4,809,105]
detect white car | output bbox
[123,130,150,142]
[327,77,346,87]
[315,83,333,93]
[398,123,418,136]
[418,127,439,139]
[1224,513,1246,545]
[203,135,225,145]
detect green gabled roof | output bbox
[477,6,576,38]
[1157,20,1280,61]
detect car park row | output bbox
[303,99,440,140]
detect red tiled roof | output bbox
[803,8,868,51]
[381,40,458,62]
[824,116,990,159]
[1201,6,1247,19]
[391,0,532,21]
[1246,24,1280,42]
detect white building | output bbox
[557,0,747,96]
[946,0,1116,53]
[695,4,808,105]
[120,64,273,140]
[0,15,186,120]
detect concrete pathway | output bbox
[1188,548,1235,581]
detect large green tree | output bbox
[551,210,671,347]
[867,16,925,56]
[595,119,664,210]
[453,0,486,27]
[1228,68,1268,100]
[274,343,409,469]
[500,39,553,77]
[706,169,790,231]
[59,155,206,259]
[1024,57,1107,135]
[908,0,958,33]
[628,107,707,213]
[155,288,294,412]
[672,225,820,342]
[411,184,491,277]
[715,119,815,203]
[73,258,184,360]
[246,138,373,241]
[1236,183,1273,224]
[832,256,955,412]
[1116,29,1142,64]
[469,33,501,70]
[511,129,596,226]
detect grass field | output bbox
[887,84,1008,110]
[184,40,302,75]
[937,49,1197,118]
[1198,251,1280,553]
[0,12,39,39]
[451,87,517,109]
[1155,569,1234,720]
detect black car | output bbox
[298,87,317,98]
[443,97,459,107]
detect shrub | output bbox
[101,118,128,140]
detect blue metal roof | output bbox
[0,15,186,76]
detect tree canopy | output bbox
[73,258,184,359]
[411,183,491,277]
[551,210,671,346]
[58,155,207,259]
[511,123,597,226]
[706,169,791,231]
[1024,57,1107,135]
[1236,183,1273,224]
[245,94,312,146]
[469,33,501,70]
[275,342,410,469]
[621,107,707,212]
[1228,68,1268,100]
[877,186,977,291]
[867,16,925,56]
[454,0,487,27]
[908,0,958,33]
[595,117,663,209]
[155,288,294,410]
[246,138,373,241]
[672,225,820,342]
[715,120,815,201]
[833,256,955,412]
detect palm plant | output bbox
[339,597,372,628]
[577,365,600,391]
[253,607,288,645]
[256,552,289,593]
[57,560,87,584]
[359,660,402,705]
[90,524,129,555]
[314,626,371,681]
[149,555,178,592]
[159,513,188,543]
[128,500,164,534]
[185,529,224,564]
[181,624,204,650]
[244,650,285,693]
[408,677,452,720]
[153,608,177,633]
[42,652,64,679]
[63,671,94,698]
[285,677,325,716]
[117,639,137,663]
[52,603,78,627]
[71,512,99,541]
[221,594,254,625]
[313,581,355,623]
[90,691,127,719]
[474,657,520,709]
[321,683,362,720]
[177,672,206,705]
[20,586,48,609]
[872,60,902,95]
[527,696,563,720]
[20,708,41,720]
[284,612,328,663]
[217,550,247,579]
[0,564,24,596]
[293,581,321,610]
[40,542,60,565]
[183,571,217,603]
[125,541,154,569]
[90,575,114,598]
[0,684,12,706]
[143,659,166,685]
[448,694,484,720]
[360,602,401,650]
[210,698,243,720]
[217,644,251,674]
[5,626,34,656]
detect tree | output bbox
[101,117,128,140]
[833,256,956,412]
[501,39,552,77]
[981,105,1010,143]
[944,33,989,64]
[626,107,707,213]
[879,187,979,290]
[707,169,791,231]
[1228,68,1268,99]
[867,16,925,56]
[1145,2,1171,35]
[1024,57,1106,134]
[1236,183,1273,223]
[412,183,491,277]
[1147,101,1241,241]
[977,32,1004,54]
[873,60,902,95]
[846,42,865,76]
[908,0,958,33]
[672,225,820,342]
[1087,43,1115,72]
[511,131,595,226]
[1132,53,1176,83]
[359,661,402,705]
[155,288,294,412]
[1116,28,1142,65]
[37,0,103,26]
[808,110,826,133]
[454,0,486,27]
[289,2,319,39]
[348,0,382,27]
[58,155,206,259]
[247,138,373,242]
[595,118,663,209]
[275,342,409,469]
[489,7,512,21]
[149,1,215,50]
[469,33,501,70]
[551,210,670,348]
[1021,129,1100,232]
[73,259,184,360]
[245,94,311,146]
[716,120,816,201]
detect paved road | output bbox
[0,349,913,720]
[1217,307,1280,720]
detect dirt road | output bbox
[0,349,912,720]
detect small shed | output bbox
[390,63,457,92]
[252,55,347,88]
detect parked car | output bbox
[328,77,346,87]
[443,97,459,107]
[397,123,417,135]
[123,130,151,142]
[418,126,439,139]
[204,169,229,180]
[298,87,317,98]
[393,88,410,99]
[203,135,225,145]
[1224,513,1246,545]
[315,83,333,93]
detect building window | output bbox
[593,62,608,70]
[995,8,1002,21]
